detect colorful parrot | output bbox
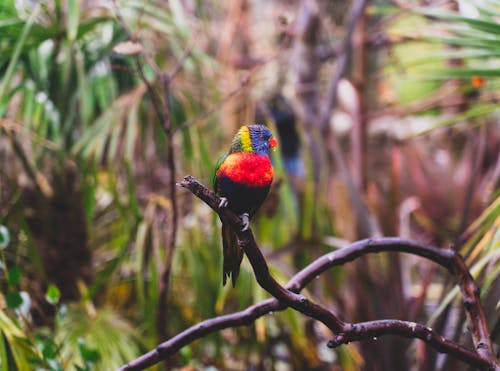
[213,125,278,286]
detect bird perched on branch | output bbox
[213,125,278,286]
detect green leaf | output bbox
[6,291,23,309]
[179,345,192,366]
[415,104,500,136]
[467,195,500,233]
[45,285,61,305]
[423,10,500,35]
[0,330,8,371]
[7,266,21,286]
[77,339,100,364]
[41,338,58,360]
[0,4,40,107]
[66,0,80,41]
[181,127,193,159]
[426,68,500,79]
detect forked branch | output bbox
[119,176,499,371]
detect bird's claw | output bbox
[219,197,228,208]
[240,213,250,231]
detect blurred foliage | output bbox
[0,0,499,370]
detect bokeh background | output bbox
[0,0,499,370]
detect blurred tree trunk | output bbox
[22,160,92,325]
[292,0,323,194]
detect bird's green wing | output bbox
[212,152,228,194]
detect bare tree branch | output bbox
[120,176,499,371]
[327,319,486,367]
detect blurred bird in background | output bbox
[257,93,304,183]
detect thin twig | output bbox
[166,39,197,83]
[112,0,194,343]
[155,38,197,342]
[155,73,176,342]
[155,32,194,336]
[176,75,252,131]
[175,44,284,133]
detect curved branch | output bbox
[327,319,487,368]
[120,298,283,370]
[179,177,346,333]
[287,238,496,364]
[119,176,499,370]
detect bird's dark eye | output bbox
[259,135,265,140]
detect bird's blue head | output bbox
[230,124,278,155]
[248,125,277,155]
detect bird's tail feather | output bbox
[222,222,244,287]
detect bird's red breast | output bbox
[216,152,273,188]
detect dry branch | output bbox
[119,176,499,371]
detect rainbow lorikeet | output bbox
[213,125,278,287]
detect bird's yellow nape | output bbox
[239,126,253,153]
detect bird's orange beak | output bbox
[269,137,278,150]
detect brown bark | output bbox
[22,160,92,324]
